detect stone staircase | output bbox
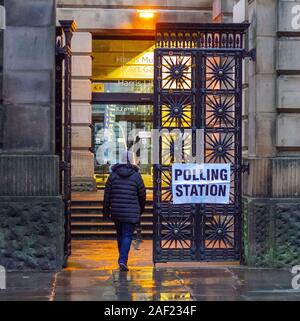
[71,199,153,239]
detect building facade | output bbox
[0,0,300,269]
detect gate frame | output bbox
[153,23,251,264]
[55,20,77,266]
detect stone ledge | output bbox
[0,196,64,271]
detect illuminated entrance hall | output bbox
[72,21,247,264]
[71,39,155,241]
[92,39,155,190]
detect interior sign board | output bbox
[172,163,231,204]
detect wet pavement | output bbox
[0,240,299,301]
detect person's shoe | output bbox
[119,263,129,271]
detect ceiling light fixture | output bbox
[137,9,156,19]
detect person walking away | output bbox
[103,150,146,271]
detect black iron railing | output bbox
[55,20,77,265]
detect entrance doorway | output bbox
[91,38,155,192]
[70,38,156,241]
[68,23,249,264]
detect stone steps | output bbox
[71,230,153,240]
[71,200,153,240]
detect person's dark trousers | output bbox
[114,221,136,265]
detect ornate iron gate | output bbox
[55,20,76,265]
[153,23,250,263]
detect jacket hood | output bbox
[111,163,139,177]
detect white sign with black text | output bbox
[172,163,231,204]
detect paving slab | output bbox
[0,241,299,301]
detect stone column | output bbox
[71,32,96,191]
[242,0,300,267]
[0,0,64,270]
[212,0,234,22]
[0,1,3,125]
[233,0,249,153]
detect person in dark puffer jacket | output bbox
[103,150,146,271]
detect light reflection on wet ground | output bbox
[0,240,299,301]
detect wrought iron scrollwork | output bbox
[153,23,248,263]
[205,95,235,128]
[205,56,236,90]
[204,215,235,249]
[161,95,193,128]
[160,53,193,90]
[160,212,193,249]
[205,132,235,164]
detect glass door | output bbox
[92,38,155,191]
[92,103,153,189]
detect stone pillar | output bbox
[242,0,300,267]
[233,1,249,153]
[0,0,64,270]
[212,0,234,22]
[71,32,96,191]
[0,1,3,128]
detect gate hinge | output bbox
[243,48,256,61]
[241,162,250,174]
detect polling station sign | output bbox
[172,163,231,204]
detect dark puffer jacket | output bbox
[103,164,146,223]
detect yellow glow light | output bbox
[137,10,156,19]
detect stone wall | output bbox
[0,0,3,148]
[243,197,300,267]
[0,197,64,270]
[70,32,96,191]
[232,0,300,267]
[0,0,64,270]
